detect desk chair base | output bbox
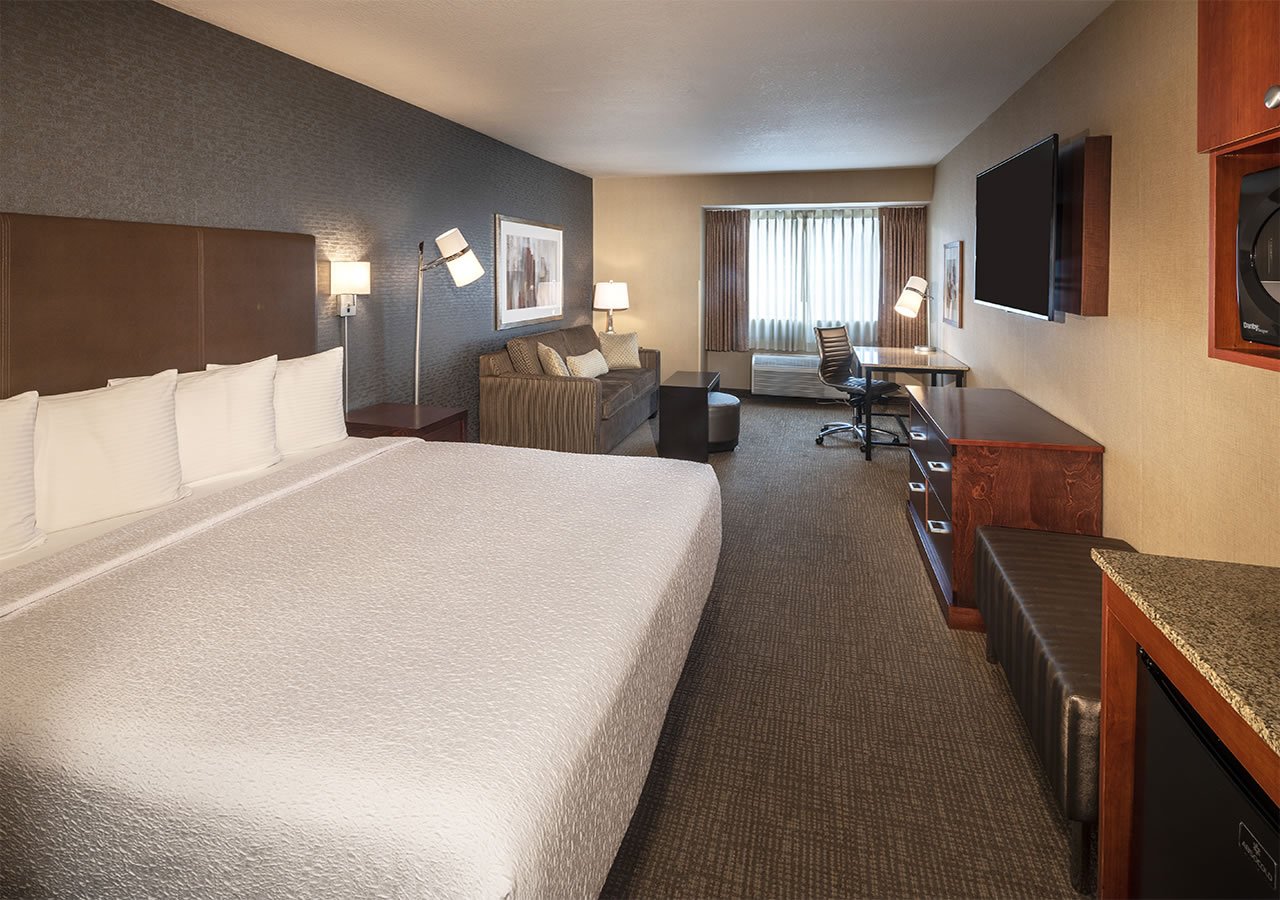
[816,414,906,447]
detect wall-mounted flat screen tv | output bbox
[975,134,1059,319]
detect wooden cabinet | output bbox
[905,387,1105,631]
[1197,0,1280,153]
[1198,0,1280,372]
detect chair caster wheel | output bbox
[815,437,824,445]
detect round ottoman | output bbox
[707,391,741,453]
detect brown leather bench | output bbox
[974,526,1135,893]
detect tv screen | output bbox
[975,134,1059,319]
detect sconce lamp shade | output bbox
[331,260,371,295]
[435,228,484,287]
[894,275,928,318]
[593,281,630,311]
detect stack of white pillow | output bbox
[0,347,347,559]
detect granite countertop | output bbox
[1093,549,1280,756]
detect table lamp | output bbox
[894,276,934,353]
[593,281,629,334]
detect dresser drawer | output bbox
[908,403,951,469]
[908,452,929,523]
[923,482,955,589]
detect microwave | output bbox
[1237,165,1280,347]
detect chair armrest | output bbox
[639,348,660,385]
[479,373,601,454]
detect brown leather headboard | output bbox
[0,212,317,397]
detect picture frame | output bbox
[494,214,564,331]
[942,240,963,328]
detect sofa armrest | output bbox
[639,348,660,385]
[479,373,601,454]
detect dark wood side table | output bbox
[345,403,467,442]
[658,370,719,462]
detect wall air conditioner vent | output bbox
[750,353,847,400]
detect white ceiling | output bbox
[158,0,1110,177]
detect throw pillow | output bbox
[566,348,609,378]
[536,343,570,377]
[598,332,642,369]
[506,338,543,375]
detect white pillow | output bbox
[597,332,642,370]
[35,371,188,532]
[0,392,44,558]
[212,347,346,454]
[110,356,280,484]
[566,348,609,378]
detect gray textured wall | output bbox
[0,0,592,432]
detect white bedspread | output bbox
[0,438,721,899]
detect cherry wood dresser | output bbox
[905,386,1104,631]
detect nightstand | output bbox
[345,403,467,442]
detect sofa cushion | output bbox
[567,349,609,378]
[507,330,571,375]
[505,338,542,375]
[598,332,642,369]
[561,324,601,357]
[598,377,634,419]
[598,367,657,397]
[536,343,569,377]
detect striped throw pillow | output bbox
[598,332,642,369]
[536,343,570,377]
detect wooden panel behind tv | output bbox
[0,212,317,398]
[1055,133,1112,318]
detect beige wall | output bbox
[930,0,1279,565]
[593,169,934,388]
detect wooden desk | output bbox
[905,386,1104,629]
[852,346,969,460]
[658,371,719,462]
[345,403,467,442]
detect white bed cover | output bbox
[0,437,721,899]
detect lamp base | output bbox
[913,344,936,354]
[604,309,616,334]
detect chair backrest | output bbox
[814,326,853,382]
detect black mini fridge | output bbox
[1134,650,1279,899]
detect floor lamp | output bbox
[894,275,935,353]
[415,228,484,405]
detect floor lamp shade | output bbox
[436,228,483,287]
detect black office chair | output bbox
[813,325,906,447]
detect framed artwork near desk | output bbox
[942,240,963,328]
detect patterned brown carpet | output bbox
[605,396,1080,899]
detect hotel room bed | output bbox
[0,436,722,899]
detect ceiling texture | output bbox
[158,0,1111,177]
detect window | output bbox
[747,207,880,351]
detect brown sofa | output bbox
[479,324,660,454]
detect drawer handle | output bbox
[908,481,926,493]
[926,460,950,473]
[1266,84,1280,110]
[908,430,927,441]
[927,519,952,535]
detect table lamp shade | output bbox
[331,260,370,295]
[593,281,630,310]
[435,228,484,287]
[895,275,928,318]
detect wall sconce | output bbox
[332,260,371,317]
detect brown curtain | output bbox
[704,209,749,352]
[875,206,927,348]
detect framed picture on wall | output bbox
[494,214,564,331]
[942,240,963,328]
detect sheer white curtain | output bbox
[747,208,880,351]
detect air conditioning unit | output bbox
[750,353,847,400]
